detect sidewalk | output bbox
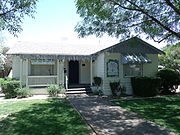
[0,94,65,101]
[68,94,177,135]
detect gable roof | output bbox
[7,42,108,56]
[7,37,164,60]
[94,37,165,55]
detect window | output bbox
[123,64,142,77]
[30,60,56,76]
[31,65,56,76]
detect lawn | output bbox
[0,99,92,135]
[112,96,180,134]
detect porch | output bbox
[19,58,94,89]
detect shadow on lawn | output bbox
[113,97,180,134]
[68,95,177,135]
[0,99,91,135]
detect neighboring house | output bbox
[7,37,164,95]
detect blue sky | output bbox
[4,0,165,48]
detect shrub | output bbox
[157,68,180,94]
[1,79,20,98]
[47,84,65,97]
[93,77,102,86]
[131,77,160,97]
[109,81,120,96]
[16,87,32,98]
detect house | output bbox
[7,37,164,95]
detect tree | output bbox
[0,34,11,77]
[0,34,5,70]
[75,0,180,43]
[0,0,38,36]
[0,45,6,71]
[159,42,180,72]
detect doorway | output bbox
[68,61,79,84]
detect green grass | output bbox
[112,96,180,134]
[0,99,92,135]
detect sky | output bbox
[4,0,166,49]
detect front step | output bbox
[66,87,92,94]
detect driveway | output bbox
[68,94,176,135]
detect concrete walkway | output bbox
[68,94,177,135]
[0,94,66,101]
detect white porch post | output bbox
[19,58,23,88]
[25,59,29,88]
[90,57,93,86]
[60,60,64,85]
[57,60,60,85]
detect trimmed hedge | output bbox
[1,79,20,98]
[131,76,160,97]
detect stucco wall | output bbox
[93,53,105,79]
[79,60,90,84]
[143,54,158,76]
[12,57,28,85]
[12,56,20,79]
[103,53,121,95]
[92,53,105,92]
[102,53,159,95]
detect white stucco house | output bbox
[7,37,164,95]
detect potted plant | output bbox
[109,81,122,96]
[91,76,102,95]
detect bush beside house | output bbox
[47,84,65,97]
[1,78,20,98]
[91,77,103,95]
[131,77,161,97]
[157,68,180,94]
[0,78,32,98]
[16,87,32,98]
[109,81,120,96]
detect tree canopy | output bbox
[159,43,180,72]
[0,0,38,36]
[75,0,180,43]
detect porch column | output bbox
[19,58,23,88]
[57,60,60,85]
[25,59,29,88]
[59,60,64,85]
[90,57,93,85]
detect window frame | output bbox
[30,60,56,76]
[123,63,143,78]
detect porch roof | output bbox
[122,53,152,64]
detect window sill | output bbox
[124,75,142,78]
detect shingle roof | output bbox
[7,42,108,56]
[95,37,165,54]
[7,37,164,59]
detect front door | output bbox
[68,61,79,84]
